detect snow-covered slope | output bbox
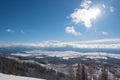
[0,73,45,80]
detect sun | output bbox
[89,7,101,19]
[92,8,101,17]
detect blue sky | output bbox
[0,0,120,43]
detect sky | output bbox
[0,0,120,43]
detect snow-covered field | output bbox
[0,73,45,80]
[11,50,120,60]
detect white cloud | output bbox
[80,0,92,9]
[79,38,120,44]
[65,26,81,36]
[101,31,108,35]
[95,30,108,35]
[21,30,25,34]
[5,29,14,33]
[70,0,100,28]
[0,38,120,49]
[110,6,114,12]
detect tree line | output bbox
[67,58,119,80]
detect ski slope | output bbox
[0,73,45,80]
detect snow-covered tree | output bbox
[67,60,75,80]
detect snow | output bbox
[7,56,47,68]
[11,53,32,57]
[11,50,120,60]
[0,73,45,80]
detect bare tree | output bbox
[67,60,75,80]
[98,46,108,80]
[76,58,82,80]
[99,66,108,80]
[76,58,88,80]
[88,59,94,80]
[76,62,81,80]
[81,64,88,80]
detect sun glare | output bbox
[93,8,100,16]
[87,7,101,20]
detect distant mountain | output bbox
[0,38,120,54]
